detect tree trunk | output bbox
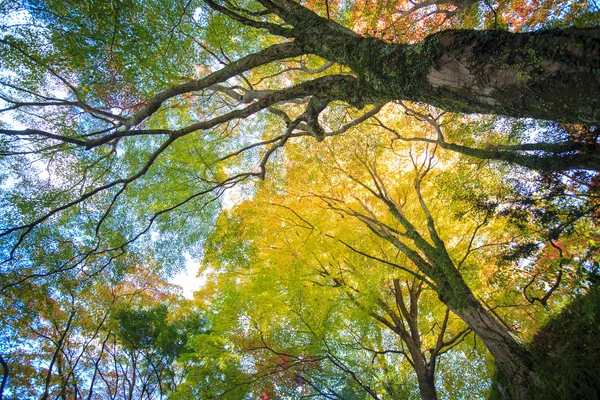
[347,29,600,124]
[365,209,536,397]
[405,340,439,400]
[271,0,600,123]
[446,291,534,399]
[375,28,600,124]
[415,368,438,400]
[429,258,535,399]
[457,304,534,399]
[0,354,7,400]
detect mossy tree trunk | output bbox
[336,161,536,399]
[424,251,534,400]
[396,244,534,399]
[257,0,600,124]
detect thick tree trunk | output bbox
[344,29,600,124]
[271,0,600,123]
[374,29,600,124]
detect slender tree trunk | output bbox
[41,312,75,400]
[440,281,534,399]
[127,352,137,400]
[0,354,8,400]
[87,330,111,400]
[402,340,439,400]
[382,279,440,400]
[57,353,68,400]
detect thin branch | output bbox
[338,239,436,289]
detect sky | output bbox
[170,253,206,299]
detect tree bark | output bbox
[386,225,534,398]
[351,171,537,398]
[453,302,533,399]
[375,28,600,124]
[397,325,440,400]
[414,362,438,400]
[338,29,600,124]
[0,354,7,400]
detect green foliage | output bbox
[21,0,199,98]
[530,285,600,399]
[115,305,182,356]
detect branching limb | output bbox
[251,59,336,86]
[324,352,381,400]
[299,96,330,141]
[523,241,565,308]
[0,135,177,263]
[219,103,383,166]
[123,41,310,127]
[383,103,600,172]
[457,209,492,270]
[338,239,436,289]
[325,104,385,137]
[204,0,293,37]
[2,75,358,259]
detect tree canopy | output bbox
[0,0,599,398]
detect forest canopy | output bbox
[0,0,599,398]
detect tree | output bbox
[198,128,592,398]
[1,0,597,276]
[1,0,598,398]
[311,141,536,398]
[0,255,201,399]
[190,193,480,399]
